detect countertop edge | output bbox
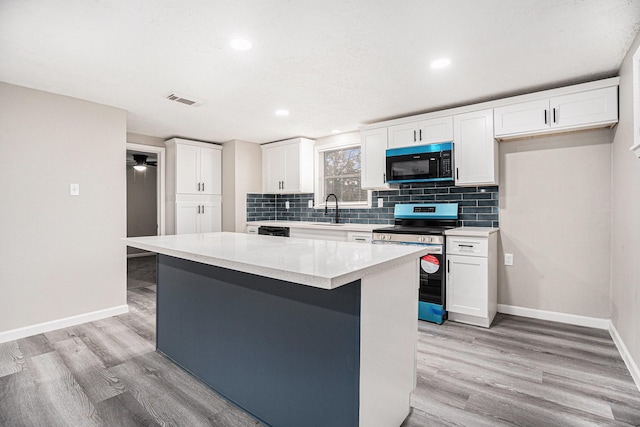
[444,227,500,237]
[124,236,428,290]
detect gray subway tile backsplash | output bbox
[246,183,499,227]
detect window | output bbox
[315,141,369,207]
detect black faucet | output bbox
[324,193,340,224]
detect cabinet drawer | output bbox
[446,237,488,257]
[347,232,372,243]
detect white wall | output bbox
[222,139,262,232]
[0,82,127,334]
[611,33,640,377]
[498,129,612,318]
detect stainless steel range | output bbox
[372,203,459,324]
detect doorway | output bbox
[126,143,165,288]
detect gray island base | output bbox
[125,232,427,427]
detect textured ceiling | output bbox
[1,0,639,144]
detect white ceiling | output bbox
[1,1,639,144]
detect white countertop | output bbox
[125,232,428,290]
[247,221,381,232]
[445,227,500,237]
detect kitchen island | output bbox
[125,232,428,427]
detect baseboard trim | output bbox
[496,304,610,330]
[0,305,129,344]
[609,322,640,393]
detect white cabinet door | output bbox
[282,143,301,193]
[494,99,550,136]
[388,122,419,149]
[550,86,618,129]
[175,202,199,234]
[200,146,222,195]
[263,145,286,193]
[176,144,201,194]
[361,128,389,189]
[200,200,221,233]
[454,109,498,186]
[419,116,453,144]
[446,254,488,318]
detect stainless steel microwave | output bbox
[385,142,454,184]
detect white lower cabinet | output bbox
[176,199,221,234]
[446,231,497,328]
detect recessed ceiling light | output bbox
[275,109,289,116]
[331,129,341,134]
[230,38,252,51]
[430,58,451,69]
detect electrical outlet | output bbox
[308,200,313,208]
[377,198,384,208]
[285,201,290,209]
[504,253,514,266]
[70,183,80,196]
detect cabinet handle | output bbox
[544,109,548,125]
[198,205,201,214]
[459,244,474,248]
[456,168,459,180]
[198,182,201,191]
[383,172,386,183]
[202,182,204,192]
[202,205,205,214]
[553,107,557,123]
[281,181,284,190]
[447,260,450,273]
[413,130,416,142]
[419,129,422,141]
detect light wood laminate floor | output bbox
[1,284,639,426]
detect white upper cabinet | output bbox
[454,109,498,186]
[262,138,314,194]
[173,141,222,195]
[495,86,618,139]
[361,128,389,189]
[419,116,454,144]
[388,116,453,149]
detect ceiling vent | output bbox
[165,93,202,107]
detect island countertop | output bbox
[125,232,428,290]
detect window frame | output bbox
[314,139,371,209]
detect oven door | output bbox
[419,251,444,305]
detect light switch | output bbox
[70,183,80,196]
[377,198,384,208]
[308,200,313,208]
[285,201,290,209]
[504,253,514,266]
